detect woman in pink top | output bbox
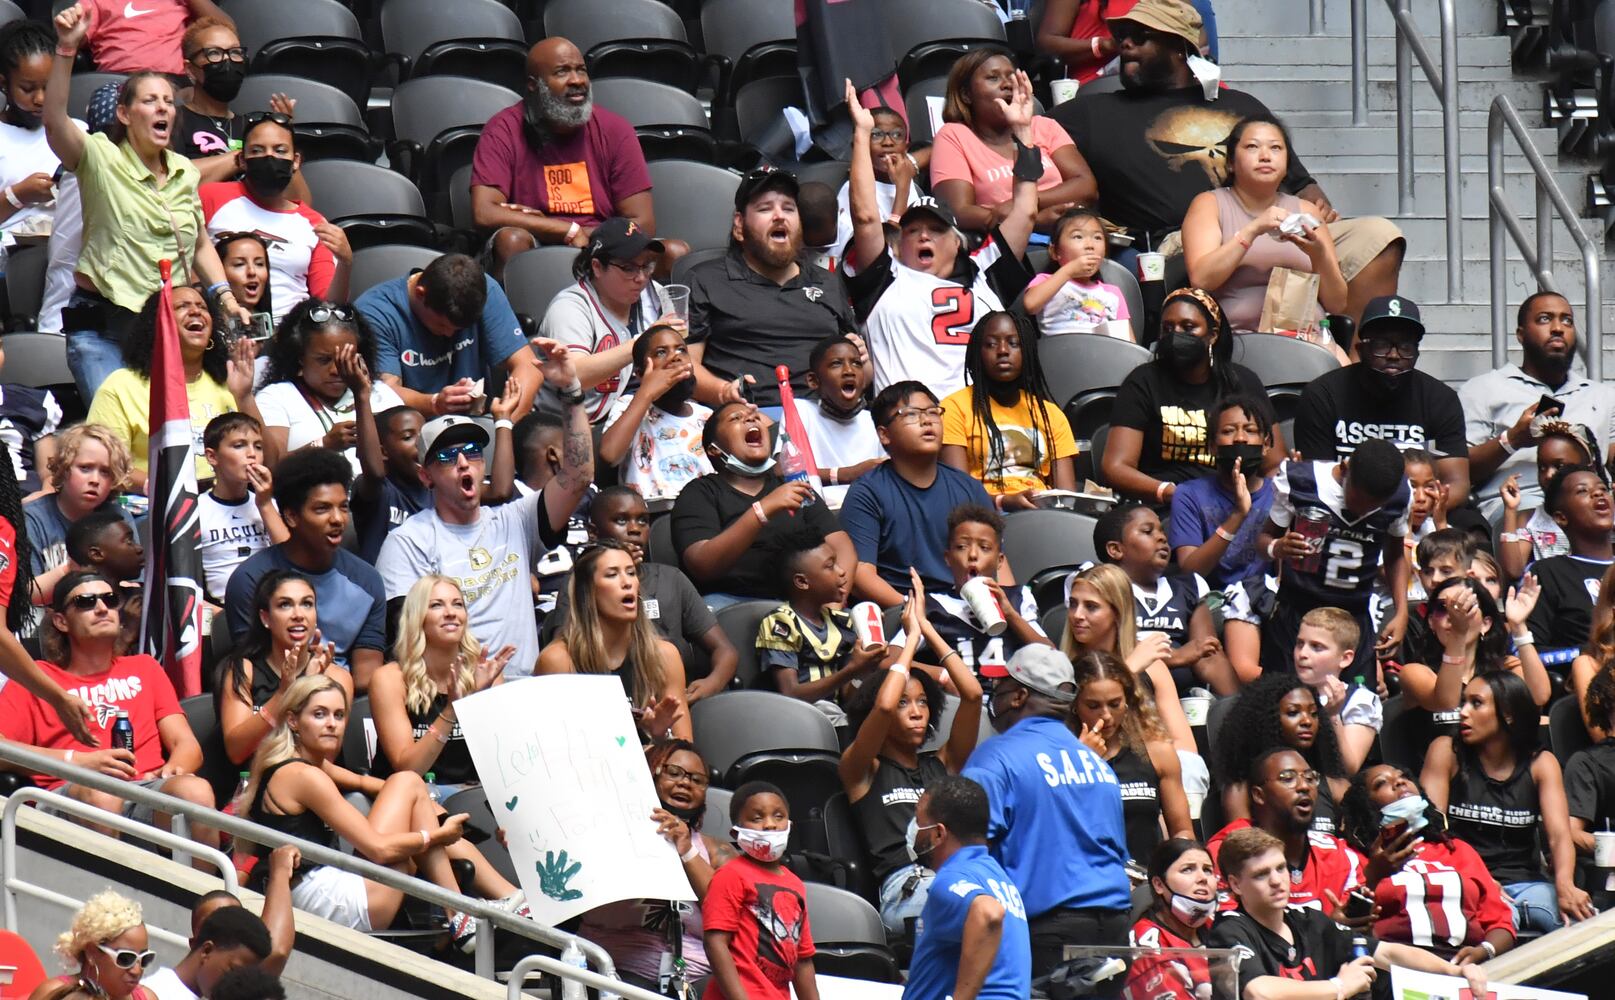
[930,48,1097,234]
[1181,115,1348,342]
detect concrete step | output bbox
[1231,61,1520,82]
[1393,214,1601,255]
[1307,165,1593,218]
[1217,0,1505,39]
[1243,78,1544,117]
[1218,32,1513,67]
[1390,256,1615,303]
[1284,123,1556,158]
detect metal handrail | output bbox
[1488,95,1604,381]
[508,954,665,1000]
[0,743,631,992]
[1350,0,1463,300]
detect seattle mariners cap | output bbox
[1359,295,1425,339]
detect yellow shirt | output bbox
[86,367,235,481]
[941,386,1079,495]
[75,133,203,312]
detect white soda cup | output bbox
[961,577,1007,637]
[1049,78,1079,105]
[1138,251,1166,282]
[1596,830,1615,868]
[851,602,886,650]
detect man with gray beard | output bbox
[470,37,658,282]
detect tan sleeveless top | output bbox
[1211,187,1317,332]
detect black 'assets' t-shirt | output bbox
[1110,362,1267,486]
[174,106,243,161]
[1525,553,1612,651]
[1205,907,1374,996]
[1293,365,1467,462]
[1050,85,1316,240]
[669,474,843,599]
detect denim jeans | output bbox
[1504,880,1560,935]
[64,287,134,403]
[878,863,934,939]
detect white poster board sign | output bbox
[456,675,696,926]
[1390,967,1585,1000]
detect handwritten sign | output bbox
[1390,967,1584,1000]
[456,675,695,926]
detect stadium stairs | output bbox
[1217,0,1613,381]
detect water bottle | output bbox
[559,940,588,1000]
[111,710,135,754]
[1351,935,1369,960]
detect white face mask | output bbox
[1168,891,1218,928]
[713,446,776,477]
[904,817,941,863]
[1187,54,1220,101]
[733,824,791,862]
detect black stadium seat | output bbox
[223,0,381,111]
[231,75,377,163]
[347,244,443,297]
[0,332,72,392]
[300,160,441,249]
[502,246,580,327]
[1098,258,1147,343]
[734,75,807,150]
[387,76,520,222]
[588,78,718,164]
[802,883,900,983]
[5,244,48,331]
[1230,333,1340,424]
[645,160,742,254]
[67,72,126,121]
[543,0,703,93]
[882,0,1007,91]
[700,0,797,110]
[1038,335,1153,440]
[1000,509,1098,586]
[180,693,240,809]
[381,0,528,92]
[715,600,775,691]
[669,246,727,286]
[0,0,21,27]
[903,75,948,146]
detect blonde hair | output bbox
[55,891,143,969]
[394,575,481,717]
[1298,606,1360,654]
[1060,564,1137,660]
[235,674,348,817]
[559,544,664,706]
[1069,650,1167,754]
[49,425,132,494]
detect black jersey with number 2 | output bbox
[1270,459,1410,610]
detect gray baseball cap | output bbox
[1004,646,1076,703]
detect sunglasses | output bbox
[242,111,293,129]
[96,944,156,970]
[67,592,117,611]
[428,442,483,465]
[306,303,356,326]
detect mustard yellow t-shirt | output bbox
[86,367,236,481]
[941,386,1078,495]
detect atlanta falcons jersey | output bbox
[1207,819,1366,912]
[1270,459,1410,609]
[1133,573,1208,647]
[1125,915,1213,1000]
[1370,841,1513,953]
[1205,907,1372,995]
[844,233,1031,397]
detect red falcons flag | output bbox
[140,259,205,696]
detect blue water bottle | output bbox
[111,710,135,754]
[1350,935,1369,960]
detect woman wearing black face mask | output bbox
[0,21,65,261]
[201,115,353,318]
[1103,287,1284,508]
[1169,393,1278,591]
[578,739,735,994]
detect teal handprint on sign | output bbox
[537,850,584,901]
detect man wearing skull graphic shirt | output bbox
[1292,296,1471,506]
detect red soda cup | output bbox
[1290,506,1330,573]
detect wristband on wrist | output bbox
[751,500,768,525]
[206,280,230,298]
[565,221,581,242]
[418,828,431,848]
[1214,525,1237,543]
[1499,531,1521,543]
[1497,431,1517,455]
[494,418,513,431]
[55,45,76,58]
[1480,940,1497,959]
[889,662,910,675]
[680,842,701,862]
[1512,630,1536,647]
[3,186,19,210]
[64,749,74,764]
[1266,537,1279,559]
[1236,234,1251,250]
[1440,652,1469,664]
[1330,978,1344,1000]
[828,467,838,486]
[1091,36,1102,57]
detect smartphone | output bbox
[1538,393,1565,417]
[1343,887,1375,920]
[738,378,756,406]
[249,312,274,342]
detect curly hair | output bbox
[55,890,143,968]
[48,424,132,495]
[1337,764,1448,856]
[1211,672,1346,788]
[123,286,229,384]
[260,298,380,394]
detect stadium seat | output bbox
[223,0,380,111]
[381,0,528,92]
[1086,423,1111,488]
[543,0,702,93]
[817,792,876,900]
[734,75,807,149]
[715,601,776,691]
[181,693,241,809]
[387,76,520,222]
[1377,694,1437,775]
[1550,694,1592,768]
[0,0,23,28]
[882,0,1007,91]
[502,246,581,326]
[1098,258,1147,343]
[5,243,47,331]
[348,245,442,297]
[700,0,796,110]
[1039,335,1152,439]
[0,928,46,1000]
[231,75,377,163]
[1205,693,1235,753]
[1039,604,1065,642]
[447,162,475,232]
[645,161,742,254]
[442,788,519,884]
[0,332,70,391]
[342,695,374,773]
[589,78,718,164]
[646,513,679,569]
[691,690,839,781]
[67,72,126,121]
[795,160,850,192]
[1000,508,1098,587]
[669,246,727,286]
[300,160,440,250]
[802,883,900,983]
[1230,334,1339,424]
[1080,74,1126,96]
[703,786,732,837]
[903,76,949,146]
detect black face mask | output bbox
[243,154,294,197]
[1160,331,1209,372]
[199,60,245,102]
[662,800,704,828]
[656,377,697,410]
[3,103,40,130]
[1216,442,1265,476]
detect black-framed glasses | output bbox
[657,763,710,789]
[428,442,483,466]
[95,945,156,970]
[191,45,247,64]
[1359,338,1420,360]
[1274,768,1322,789]
[307,303,356,326]
[870,128,907,143]
[68,592,117,611]
[242,111,292,130]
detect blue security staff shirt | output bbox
[903,845,1031,1000]
[962,716,1131,917]
[357,273,529,395]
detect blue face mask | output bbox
[1380,794,1430,835]
[712,447,775,477]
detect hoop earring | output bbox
[206,335,215,350]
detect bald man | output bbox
[470,37,680,282]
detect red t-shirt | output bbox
[0,655,181,789]
[1125,914,1212,1000]
[469,104,653,227]
[1061,0,1140,82]
[1372,839,1514,951]
[0,516,19,612]
[1207,818,1366,912]
[700,856,816,1000]
[81,0,191,75]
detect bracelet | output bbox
[1155,480,1170,502]
[1091,36,1102,57]
[1480,940,1497,959]
[828,467,838,487]
[1266,538,1279,559]
[565,221,581,242]
[1236,234,1251,250]
[1330,977,1344,1000]
[1440,652,1469,664]
[418,828,431,847]
[1513,630,1536,647]
[3,186,19,210]
[1214,525,1237,543]
[940,649,962,663]
[889,662,910,676]
[205,280,230,298]
[64,749,74,764]
[680,842,701,862]
[557,382,585,407]
[494,418,513,431]
[751,500,768,525]
[1499,531,1521,543]
[1497,431,1517,456]
[55,46,76,58]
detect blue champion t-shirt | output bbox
[903,844,1031,1000]
[356,273,528,395]
[962,716,1130,917]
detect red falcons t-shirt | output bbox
[1372,839,1514,951]
[1207,819,1366,912]
[1125,914,1213,1000]
[0,655,181,789]
[0,516,19,611]
[700,856,816,1000]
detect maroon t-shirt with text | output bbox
[470,104,653,227]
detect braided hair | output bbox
[961,310,1058,492]
[0,438,34,633]
[0,19,51,83]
